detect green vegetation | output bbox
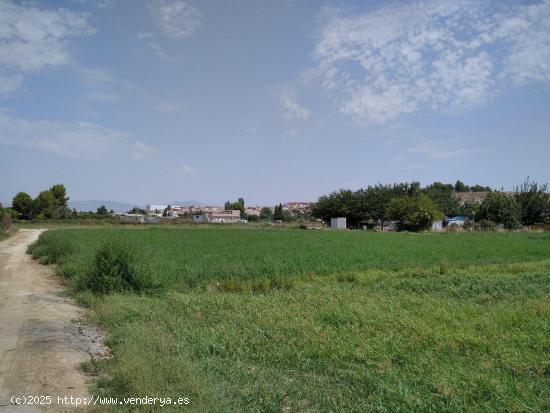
[28,227,550,289]
[515,177,550,225]
[477,192,522,229]
[10,184,117,223]
[0,202,13,239]
[312,179,550,230]
[386,194,443,231]
[27,227,550,412]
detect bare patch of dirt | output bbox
[0,230,108,412]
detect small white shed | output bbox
[330,217,347,229]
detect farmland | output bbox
[29,227,550,412]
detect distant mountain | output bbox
[69,200,141,212]
[170,200,203,206]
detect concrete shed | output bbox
[330,217,347,229]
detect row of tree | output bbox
[11,184,70,220]
[311,179,550,231]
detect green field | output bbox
[30,227,550,412]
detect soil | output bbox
[0,230,107,412]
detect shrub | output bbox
[463,221,475,231]
[0,206,12,234]
[86,236,155,294]
[478,219,497,231]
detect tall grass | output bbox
[29,227,550,290]
[28,227,550,412]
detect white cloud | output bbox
[0,112,129,160]
[310,0,550,125]
[148,0,201,38]
[0,0,93,96]
[132,141,154,160]
[272,88,310,121]
[0,0,93,71]
[175,164,197,176]
[71,0,114,9]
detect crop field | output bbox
[29,227,550,412]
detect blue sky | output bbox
[1,0,549,206]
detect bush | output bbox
[478,219,497,231]
[86,236,155,294]
[1,210,11,234]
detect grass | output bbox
[28,227,550,412]
[29,227,550,289]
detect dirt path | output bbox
[0,230,104,412]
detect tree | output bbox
[514,177,550,225]
[454,180,470,192]
[273,204,285,221]
[127,207,146,215]
[477,192,521,229]
[386,194,443,232]
[470,184,491,192]
[50,184,69,208]
[12,192,33,219]
[311,182,424,228]
[260,206,272,220]
[97,205,109,216]
[423,182,459,216]
[225,199,246,219]
[247,214,260,222]
[162,205,171,217]
[33,190,57,219]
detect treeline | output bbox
[311,179,550,231]
[10,184,70,220]
[9,184,112,221]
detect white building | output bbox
[330,217,347,229]
[245,207,261,217]
[193,210,242,224]
[146,204,168,215]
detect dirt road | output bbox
[0,230,104,412]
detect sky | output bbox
[1,0,549,206]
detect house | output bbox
[193,210,242,224]
[245,207,261,217]
[146,204,168,215]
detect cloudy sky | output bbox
[1,0,549,205]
